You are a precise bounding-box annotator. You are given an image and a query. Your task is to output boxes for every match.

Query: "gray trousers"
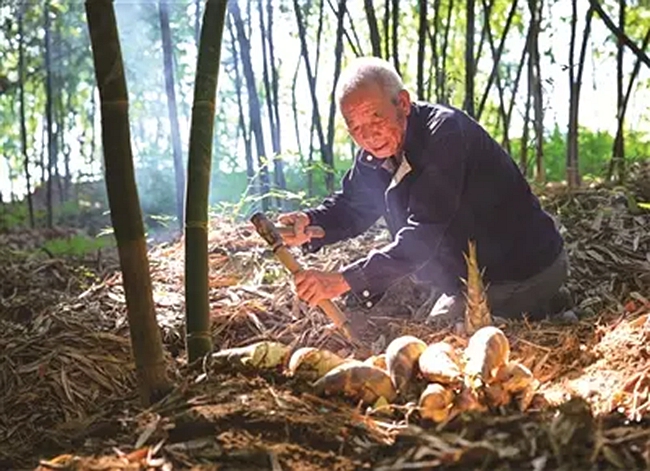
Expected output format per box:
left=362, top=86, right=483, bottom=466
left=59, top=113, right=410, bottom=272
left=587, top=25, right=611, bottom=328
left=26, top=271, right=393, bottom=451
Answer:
left=427, top=248, right=569, bottom=322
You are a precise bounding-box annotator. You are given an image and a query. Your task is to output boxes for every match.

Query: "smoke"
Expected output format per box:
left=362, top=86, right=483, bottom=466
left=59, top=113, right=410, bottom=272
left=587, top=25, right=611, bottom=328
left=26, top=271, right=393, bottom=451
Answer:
left=111, top=0, right=248, bottom=224
left=111, top=0, right=176, bottom=220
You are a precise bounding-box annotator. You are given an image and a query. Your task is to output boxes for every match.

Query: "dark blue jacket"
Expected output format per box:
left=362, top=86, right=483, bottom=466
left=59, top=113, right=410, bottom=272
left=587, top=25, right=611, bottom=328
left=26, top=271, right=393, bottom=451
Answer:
left=304, top=102, right=563, bottom=306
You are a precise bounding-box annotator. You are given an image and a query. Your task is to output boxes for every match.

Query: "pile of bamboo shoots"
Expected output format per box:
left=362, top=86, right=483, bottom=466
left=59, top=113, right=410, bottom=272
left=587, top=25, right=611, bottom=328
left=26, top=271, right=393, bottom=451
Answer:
left=209, top=325, right=538, bottom=422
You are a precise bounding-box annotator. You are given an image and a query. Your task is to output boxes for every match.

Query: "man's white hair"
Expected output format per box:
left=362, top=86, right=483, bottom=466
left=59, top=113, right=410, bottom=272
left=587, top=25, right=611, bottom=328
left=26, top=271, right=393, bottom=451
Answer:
left=335, top=57, right=405, bottom=106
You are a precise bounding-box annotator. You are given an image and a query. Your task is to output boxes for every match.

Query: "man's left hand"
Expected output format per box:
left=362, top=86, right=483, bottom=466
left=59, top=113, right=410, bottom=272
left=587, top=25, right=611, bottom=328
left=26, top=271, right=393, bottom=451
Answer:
left=294, top=270, right=351, bottom=306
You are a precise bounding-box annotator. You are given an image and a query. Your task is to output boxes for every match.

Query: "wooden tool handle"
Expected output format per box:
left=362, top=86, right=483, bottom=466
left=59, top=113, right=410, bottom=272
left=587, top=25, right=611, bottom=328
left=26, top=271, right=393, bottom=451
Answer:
left=276, top=225, right=326, bottom=239
left=273, top=245, right=303, bottom=274
left=250, top=212, right=355, bottom=341
left=274, top=245, right=350, bottom=326
left=276, top=246, right=353, bottom=339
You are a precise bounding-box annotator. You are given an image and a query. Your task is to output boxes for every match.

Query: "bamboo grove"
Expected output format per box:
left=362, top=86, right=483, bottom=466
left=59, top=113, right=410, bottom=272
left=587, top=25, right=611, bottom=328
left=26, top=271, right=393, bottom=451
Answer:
left=0, top=0, right=649, bottom=229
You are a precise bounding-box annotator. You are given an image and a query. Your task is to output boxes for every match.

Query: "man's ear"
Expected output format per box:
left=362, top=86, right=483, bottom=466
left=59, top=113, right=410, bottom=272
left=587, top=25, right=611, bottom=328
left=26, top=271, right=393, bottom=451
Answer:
left=397, top=89, right=411, bottom=116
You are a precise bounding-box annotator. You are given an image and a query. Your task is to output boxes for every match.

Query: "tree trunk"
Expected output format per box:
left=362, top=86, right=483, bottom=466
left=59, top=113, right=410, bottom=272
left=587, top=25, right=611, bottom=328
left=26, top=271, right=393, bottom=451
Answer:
left=506, top=26, right=531, bottom=132
left=474, top=0, right=494, bottom=73
left=364, top=0, right=381, bottom=57
left=566, top=3, right=593, bottom=188
left=521, top=83, right=531, bottom=176
left=427, top=0, right=440, bottom=101
left=566, top=0, right=579, bottom=189
left=326, top=0, right=362, bottom=57
left=300, top=0, right=325, bottom=196
left=85, top=0, right=172, bottom=406
left=310, top=0, right=325, bottom=194
left=608, top=27, right=650, bottom=183
left=391, top=0, right=400, bottom=76
left=439, top=0, right=454, bottom=103
left=308, top=125, right=315, bottom=197
left=63, top=91, right=72, bottom=201
left=229, top=0, right=271, bottom=209
left=40, top=118, right=46, bottom=187
left=464, top=0, right=475, bottom=116
left=383, top=0, right=390, bottom=59
left=267, top=1, right=282, bottom=169
left=258, top=0, right=285, bottom=205
left=477, top=0, right=518, bottom=120
left=481, top=0, right=513, bottom=154
left=293, top=0, right=334, bottom=192
left=291, top=58, right=303, bottom=162
left=45, top=0, right=54, bottom=227
left=18, top=3, right=34, bottom=228
left=54, top=20, right=65, bottom=204
left=326, top=0, right=346, bottom=164
left=417, top=0, right=427, bottom=100
left=611, top=0, right=625, bottom=184
left=228, top=18, right=255, bottom=185
left=257, top=2, right=276, bottom=152
left=528, top=0, right=545, bottom=183
left=589, top=0, right=650, bottom=67
left=314, top=0, right=325, bottom=76
left=160, top=0, right=186, bottom=231
left=184, top=0, right=228, bottom=362
left=346, top=8, right=364, bottom=56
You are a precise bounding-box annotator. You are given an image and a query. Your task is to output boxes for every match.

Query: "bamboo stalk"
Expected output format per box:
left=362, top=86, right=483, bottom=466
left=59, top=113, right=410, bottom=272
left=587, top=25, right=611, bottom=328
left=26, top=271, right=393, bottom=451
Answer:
left=85, top=0, right=171, bottom=406
left=185, top=0, right=228, bottom=363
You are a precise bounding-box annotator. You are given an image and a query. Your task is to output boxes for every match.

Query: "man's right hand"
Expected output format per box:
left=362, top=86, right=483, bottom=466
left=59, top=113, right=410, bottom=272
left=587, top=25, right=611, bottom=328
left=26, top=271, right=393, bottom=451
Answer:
left=277, top=211, right=325, bottom=247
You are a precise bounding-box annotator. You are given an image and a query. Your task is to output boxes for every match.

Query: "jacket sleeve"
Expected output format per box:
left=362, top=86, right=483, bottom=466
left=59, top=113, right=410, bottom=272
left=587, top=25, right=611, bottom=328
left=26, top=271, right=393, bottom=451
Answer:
left=341, top=122, right=468, bottom=303
left=302, top=151, right=387, bottom=253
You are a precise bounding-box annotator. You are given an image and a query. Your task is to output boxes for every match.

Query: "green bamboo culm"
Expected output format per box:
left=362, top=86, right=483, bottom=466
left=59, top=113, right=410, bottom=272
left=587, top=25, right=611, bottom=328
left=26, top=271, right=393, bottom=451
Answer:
left=84, top=0, right=172, bottom=405
left=185, top=0, right=228, bottom=363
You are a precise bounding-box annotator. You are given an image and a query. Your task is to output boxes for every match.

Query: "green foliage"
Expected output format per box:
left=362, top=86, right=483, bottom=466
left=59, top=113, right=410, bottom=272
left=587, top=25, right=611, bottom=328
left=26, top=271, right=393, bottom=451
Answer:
left=1, top=0, right=650, bottom=236
left=0, top=200, right=29, bottom=229
left=511, top=125, right=650, bottom=182
left=208, top=151, right=347, bottom=221
left=42, top=233, right=114, bottom=257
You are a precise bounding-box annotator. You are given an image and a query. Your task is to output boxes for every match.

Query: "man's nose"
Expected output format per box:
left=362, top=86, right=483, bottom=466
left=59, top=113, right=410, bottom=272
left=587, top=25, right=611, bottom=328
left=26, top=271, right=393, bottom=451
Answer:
left=360, top=125, right=377, bottom=141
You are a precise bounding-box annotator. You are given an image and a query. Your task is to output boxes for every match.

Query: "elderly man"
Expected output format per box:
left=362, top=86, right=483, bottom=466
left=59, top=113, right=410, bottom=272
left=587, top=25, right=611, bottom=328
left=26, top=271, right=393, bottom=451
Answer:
left=279, top=57, right=570, bottom=323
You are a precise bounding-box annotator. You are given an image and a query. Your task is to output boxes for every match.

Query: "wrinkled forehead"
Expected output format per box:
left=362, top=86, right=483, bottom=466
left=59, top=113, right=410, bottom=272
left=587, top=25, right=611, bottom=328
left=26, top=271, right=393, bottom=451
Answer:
left=340, top=82, right=393, bottom=115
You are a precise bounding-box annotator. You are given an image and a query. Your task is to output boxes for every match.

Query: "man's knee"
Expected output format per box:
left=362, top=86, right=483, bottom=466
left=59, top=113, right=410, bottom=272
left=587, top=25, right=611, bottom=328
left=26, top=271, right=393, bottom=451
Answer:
left=488, top=248, right=571, bottom=320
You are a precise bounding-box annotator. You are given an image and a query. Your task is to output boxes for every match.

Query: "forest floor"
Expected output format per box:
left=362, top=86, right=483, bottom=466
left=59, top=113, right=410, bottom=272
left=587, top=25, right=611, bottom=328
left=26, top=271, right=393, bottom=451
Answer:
left=1, top=165, right=650, bottom=470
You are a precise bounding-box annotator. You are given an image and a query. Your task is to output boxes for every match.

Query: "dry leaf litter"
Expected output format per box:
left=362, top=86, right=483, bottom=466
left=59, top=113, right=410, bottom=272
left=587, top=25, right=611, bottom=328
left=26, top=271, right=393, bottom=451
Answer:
left=1, top=167, right=650, bottom=470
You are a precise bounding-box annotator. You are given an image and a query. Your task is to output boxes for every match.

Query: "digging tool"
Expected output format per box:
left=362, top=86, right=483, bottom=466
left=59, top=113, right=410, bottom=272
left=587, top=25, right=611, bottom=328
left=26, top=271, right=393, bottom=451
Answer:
left=250, top=212, right=357, bottom=342
left=276, top=225, right=325, bottom=239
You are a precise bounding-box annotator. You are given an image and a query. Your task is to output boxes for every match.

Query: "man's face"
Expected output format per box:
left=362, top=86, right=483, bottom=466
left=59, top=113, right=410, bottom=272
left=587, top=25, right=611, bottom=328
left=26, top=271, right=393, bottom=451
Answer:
left=340, top=84, right=411, bottom=159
